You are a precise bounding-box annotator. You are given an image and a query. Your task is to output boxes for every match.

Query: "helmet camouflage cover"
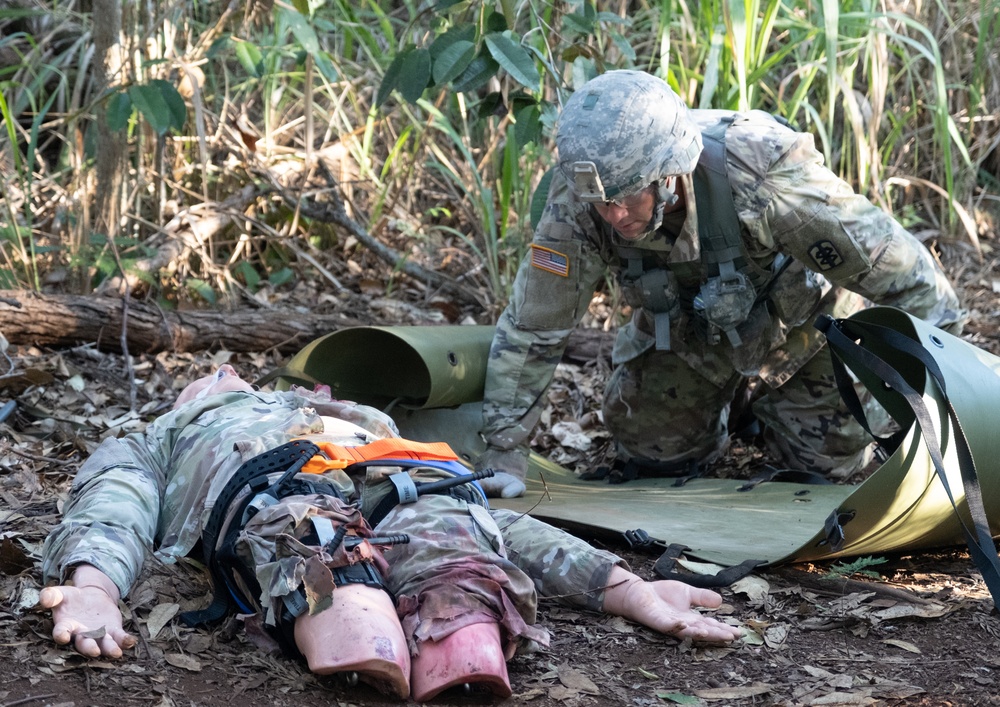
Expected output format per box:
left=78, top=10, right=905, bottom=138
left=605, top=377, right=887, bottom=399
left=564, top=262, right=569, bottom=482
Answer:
left=556, top=70, right=703, bottom=202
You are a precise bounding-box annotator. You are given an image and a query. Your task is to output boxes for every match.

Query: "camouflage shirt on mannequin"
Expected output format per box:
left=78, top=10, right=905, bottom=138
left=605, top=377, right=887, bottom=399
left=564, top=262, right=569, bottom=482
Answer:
left=41, top=386, right=628, bottom=655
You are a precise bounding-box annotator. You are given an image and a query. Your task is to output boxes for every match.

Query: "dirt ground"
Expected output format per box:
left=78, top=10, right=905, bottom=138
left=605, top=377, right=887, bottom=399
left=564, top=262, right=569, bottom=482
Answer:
left=3, top=238, right=1000, bottom=707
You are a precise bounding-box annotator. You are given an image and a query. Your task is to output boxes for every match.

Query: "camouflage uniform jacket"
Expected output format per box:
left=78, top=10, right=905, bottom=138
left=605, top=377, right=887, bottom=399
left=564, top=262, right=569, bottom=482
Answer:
left=42, top=387, right=622, bottom=648
left=481, top=109, right=965, bottom=457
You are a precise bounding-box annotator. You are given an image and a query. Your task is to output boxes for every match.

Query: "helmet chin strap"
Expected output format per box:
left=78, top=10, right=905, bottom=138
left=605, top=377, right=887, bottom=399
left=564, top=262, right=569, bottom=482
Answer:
left=610, top=176, right=685, bottom=241
left=642, top=177, right=680, bottom=235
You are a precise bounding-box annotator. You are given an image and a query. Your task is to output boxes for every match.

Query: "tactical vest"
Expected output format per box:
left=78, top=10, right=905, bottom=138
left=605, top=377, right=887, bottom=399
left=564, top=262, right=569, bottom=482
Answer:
left=616, top=115, right=788, bottom=350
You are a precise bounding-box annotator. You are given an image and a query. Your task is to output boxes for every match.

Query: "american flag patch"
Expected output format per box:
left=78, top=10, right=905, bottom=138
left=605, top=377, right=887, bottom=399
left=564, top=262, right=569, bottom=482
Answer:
left=530, top=244, right=570, bottom=277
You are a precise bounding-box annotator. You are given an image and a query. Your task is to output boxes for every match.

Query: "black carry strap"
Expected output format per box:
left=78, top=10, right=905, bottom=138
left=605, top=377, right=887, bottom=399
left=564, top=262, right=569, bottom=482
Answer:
left=621, top=531, right=764, bottom=589
left=653, top=543, right=766, bottom=588
left=736, top=465, right=833, bottom=492
left=816, top=314, right=1000, bottom=610
left=581, top=457, right=701, bottom=485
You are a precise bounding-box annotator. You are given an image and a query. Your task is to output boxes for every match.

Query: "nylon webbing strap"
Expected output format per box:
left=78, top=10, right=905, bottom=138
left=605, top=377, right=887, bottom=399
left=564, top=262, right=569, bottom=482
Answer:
left=817, top=315, right=1000, bottom=610
left=693, top=117, right=744, bottom=275
left=654, top=544, right=766, bottom=588
left=365, top=461, right=492, bottom=529
left=179, top=440, right=321, bottom=627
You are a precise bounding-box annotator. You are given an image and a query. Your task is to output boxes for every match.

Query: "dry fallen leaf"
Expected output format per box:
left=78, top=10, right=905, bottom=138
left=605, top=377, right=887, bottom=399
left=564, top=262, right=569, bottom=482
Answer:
left=557, top=665, right=600, bottom=695
left=164, top=652, right=202, bottom=672
left=731, top=575, right=770, bottom=603
left=763, top=623, right=790, bottom=648
left=882, top=638, right=922, bottom=653
left=145, top=602, right=180, bottom=641
left=693, top=682, right=773, bottom=700
left=551, top=420, right=592, bottom=451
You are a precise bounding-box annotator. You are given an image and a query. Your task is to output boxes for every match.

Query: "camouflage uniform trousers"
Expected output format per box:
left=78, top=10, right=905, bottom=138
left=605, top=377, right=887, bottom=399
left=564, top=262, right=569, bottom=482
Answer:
left=238, top=487, right=623, bottom=657
left=603, top=337, right=889, bottom=479
left=378, top=495, right=622, bottom=655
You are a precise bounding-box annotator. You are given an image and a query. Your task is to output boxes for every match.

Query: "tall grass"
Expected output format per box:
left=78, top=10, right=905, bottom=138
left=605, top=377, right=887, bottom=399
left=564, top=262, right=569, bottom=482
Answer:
left=0, top=0, right=995, bottom=306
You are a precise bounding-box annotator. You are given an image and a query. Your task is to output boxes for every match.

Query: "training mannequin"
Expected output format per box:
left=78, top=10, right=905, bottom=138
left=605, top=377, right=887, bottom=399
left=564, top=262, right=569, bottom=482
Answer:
left=39, top=366, right=741, bottom=699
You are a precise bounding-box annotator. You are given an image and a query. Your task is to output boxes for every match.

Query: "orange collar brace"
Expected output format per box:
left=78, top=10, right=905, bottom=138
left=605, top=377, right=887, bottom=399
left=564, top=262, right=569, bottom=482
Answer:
left=298, top=437, right=459, bottom=475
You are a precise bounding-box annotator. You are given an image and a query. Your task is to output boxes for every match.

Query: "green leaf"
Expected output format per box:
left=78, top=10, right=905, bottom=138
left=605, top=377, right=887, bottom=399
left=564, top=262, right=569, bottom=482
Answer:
left=234, top=41, right=264, bottom=78
left=186, top=278, right=217, bottom=305
left=291, top=0, right=309, bottom=15
left=280, top=6, right=320, bottom=55
left=562, top=11, right=594, bottom=34
left=378, top=47, right=431, bottom=106
left=268, top=267, right=294, bottom=287
left=610, top=31, right=636, bottom=62
left=485, top=10, right=508, bottom=33
left=377, top=52, right=406, bottom=107
left=148, top=79, right=186, bottom=132
left=484, top=33, right=540, bottom=90
left=432, top=40, right=476, bottom=85
left=0, top=268, right=18, bottom=289
left=397, top=48, right=431, bottom=104
left=131, top=80, right=185, bottom=134
left=233, top=261, right=260, bottom=291
left=428, top=24, right=476, bottom=60
left=596, top=11, right=630, bottom=26
left=206, top=35, right=232, bottom=59
left=513, top=102, right=541, bottom=147
left=106, top=90, right=133, bottom=132
left=477, top=91, right=505, bottom=119
left=452, top=52, right=500, bottom=93
left=314, top=51, right=339, bottom=82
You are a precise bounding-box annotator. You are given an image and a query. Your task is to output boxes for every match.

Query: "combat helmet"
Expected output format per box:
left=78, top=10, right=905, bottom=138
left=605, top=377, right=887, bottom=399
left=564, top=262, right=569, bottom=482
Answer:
left=556, top=70, right=702, bottom=218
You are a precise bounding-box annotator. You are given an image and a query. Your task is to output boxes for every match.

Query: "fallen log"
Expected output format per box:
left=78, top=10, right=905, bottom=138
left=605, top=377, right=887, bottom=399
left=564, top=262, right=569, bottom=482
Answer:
left=0, top=290, right=615, bottom=359
left=0, top=290, right=360, bottom=355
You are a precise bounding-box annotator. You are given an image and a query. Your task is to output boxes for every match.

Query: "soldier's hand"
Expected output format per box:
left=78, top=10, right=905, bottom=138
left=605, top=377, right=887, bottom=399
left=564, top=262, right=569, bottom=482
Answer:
left=38, top=566, right=135, bottom=659
left=478, top=471, right=527, bottom=499
left=475, top=447, right=529, bottom=498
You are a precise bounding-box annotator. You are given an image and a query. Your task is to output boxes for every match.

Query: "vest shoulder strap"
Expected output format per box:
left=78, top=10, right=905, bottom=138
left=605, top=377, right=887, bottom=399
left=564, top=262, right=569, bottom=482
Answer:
left=693, top=116, right=744, bottom=271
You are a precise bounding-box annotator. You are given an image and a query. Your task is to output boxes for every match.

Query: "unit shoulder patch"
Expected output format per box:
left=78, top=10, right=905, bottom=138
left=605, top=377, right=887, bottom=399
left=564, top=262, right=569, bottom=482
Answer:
left=530, top=244, right=570, bottom=277
left=807, top=239, right=844, bottom=271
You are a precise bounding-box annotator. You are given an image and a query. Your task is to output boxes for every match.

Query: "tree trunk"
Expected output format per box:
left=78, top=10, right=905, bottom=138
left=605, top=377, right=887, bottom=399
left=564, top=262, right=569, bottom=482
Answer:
left=92, top=0, right=126, bottom=247
left=0, top=291, right=614, bottom=359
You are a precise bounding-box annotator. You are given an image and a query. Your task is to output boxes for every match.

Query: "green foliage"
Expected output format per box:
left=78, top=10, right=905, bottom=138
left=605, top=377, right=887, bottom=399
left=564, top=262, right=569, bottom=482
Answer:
left=186, top=278, right=218, bottom=305
left=106, top=80, right=187, bottom=136
left=1, top=0, right=993, bottom=306
left=823, top=556, right=889, bottom=580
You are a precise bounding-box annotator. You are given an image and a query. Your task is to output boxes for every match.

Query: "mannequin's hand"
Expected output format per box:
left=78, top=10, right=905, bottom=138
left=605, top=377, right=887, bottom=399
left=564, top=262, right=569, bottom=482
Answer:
left=38, top=566, right=135, bottom=658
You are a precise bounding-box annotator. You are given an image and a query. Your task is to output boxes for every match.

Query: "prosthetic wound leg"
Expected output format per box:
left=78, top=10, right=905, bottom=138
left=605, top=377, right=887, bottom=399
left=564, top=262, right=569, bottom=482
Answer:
left=410, top=621, right=512, bottom=702
left=275, top=523, right=413, bottom=698
left=182, top=439, right=414, bottom=697
left=294, top=583, right=411, bottom=698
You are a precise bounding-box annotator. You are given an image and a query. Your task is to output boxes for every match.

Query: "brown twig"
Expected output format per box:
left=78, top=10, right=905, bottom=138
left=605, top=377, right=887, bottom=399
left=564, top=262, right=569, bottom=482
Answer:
left=0, top=694, right=59, bottom=707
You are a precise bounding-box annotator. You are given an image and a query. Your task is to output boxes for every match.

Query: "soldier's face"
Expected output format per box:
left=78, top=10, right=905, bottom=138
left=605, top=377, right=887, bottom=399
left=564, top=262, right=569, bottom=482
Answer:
left=593, top=186, right=656, bottom=240
left=173, top=364, right=254, bottom=409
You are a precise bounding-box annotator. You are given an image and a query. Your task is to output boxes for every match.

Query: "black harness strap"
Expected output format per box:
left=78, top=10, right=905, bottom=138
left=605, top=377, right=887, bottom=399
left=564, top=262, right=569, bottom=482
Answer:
left=179, top=440, right=323, bottom=627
